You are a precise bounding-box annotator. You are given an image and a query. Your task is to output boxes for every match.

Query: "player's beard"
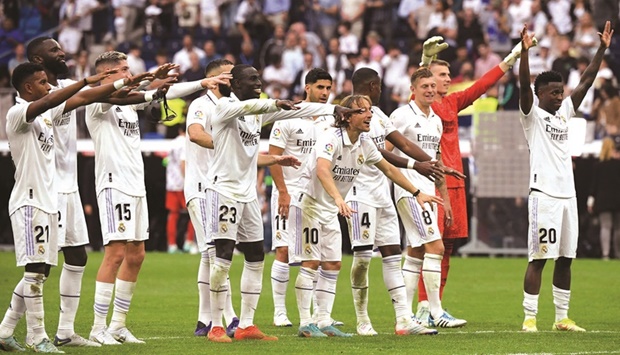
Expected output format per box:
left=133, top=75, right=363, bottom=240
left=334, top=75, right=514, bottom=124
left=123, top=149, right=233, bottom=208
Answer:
left=44, top=57, right=69, bottom=76
left=219, top=83, right=231, bottom=97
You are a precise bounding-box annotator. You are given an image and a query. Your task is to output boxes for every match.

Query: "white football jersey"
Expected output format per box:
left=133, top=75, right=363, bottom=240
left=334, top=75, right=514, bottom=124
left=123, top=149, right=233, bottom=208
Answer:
left=268, top=115, right=334, bottom=196
left=294, top=127, right=383, bottom=224
left=51, top=79, right=79, bottom=193
left=6, top=98, right=65, bottom=214
left=206, top=95, right=335, bottom=202
left=390, top=101, right=442, bottom=201
left=183, top=91, right=218, bottom=203
left=85, top=102, right=146, bottom=197
left=345, top=106, right=396, bottom=208
left=166, top=134, right=185, bottom=192
left=520, top=97, right=575, bottom=198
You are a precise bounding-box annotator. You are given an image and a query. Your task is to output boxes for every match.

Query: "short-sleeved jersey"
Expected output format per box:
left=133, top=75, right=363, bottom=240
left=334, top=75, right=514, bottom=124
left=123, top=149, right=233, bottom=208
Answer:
left=345, top=106, right=396, bottom=208
left=520, top=97, right=576, bottom=198
left=294, top=127, right=383, bottom=224
left=206, top=95, right=335, bottom=202
left=183, top=91, right=218, bottom=202
left=390, top=101, right=442, bottom=200
left=85, top=102, right=146, bottom=197
left=268, top=115, right=334, bottom=196
left=166, top=134, right=185, bottom=192
left=6, top=97, right=66, bottom=214
left=51, top=79, right=79, bottom=193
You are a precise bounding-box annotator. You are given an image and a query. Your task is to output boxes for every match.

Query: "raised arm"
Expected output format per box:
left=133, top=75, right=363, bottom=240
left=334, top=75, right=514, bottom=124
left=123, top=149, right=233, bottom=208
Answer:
left=64, top=72, right=154, bottom=112
left=25, top=70, right=115, bottom=121
left=374, top=159, right=443, bottom=209
left=571, top=21, right=613, bottom=109
left=378, top=147, right=440, bottom=182
left=519, top=25, right=535, bottom=115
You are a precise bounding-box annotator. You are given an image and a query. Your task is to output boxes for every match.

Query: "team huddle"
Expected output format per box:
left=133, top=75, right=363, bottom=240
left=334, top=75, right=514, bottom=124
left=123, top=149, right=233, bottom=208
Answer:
left=0, top=20, right=613, bottom=351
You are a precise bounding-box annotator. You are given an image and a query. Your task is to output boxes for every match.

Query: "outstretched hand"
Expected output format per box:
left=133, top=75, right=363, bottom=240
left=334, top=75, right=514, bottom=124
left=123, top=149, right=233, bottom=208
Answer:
left=275, top=155, right=302, bottom=169
left=423, top=36, right=449, bottom=58
left=414, top=160, right=444, bottom=182
left=334, top=105, right=363, bottom=120
left=127, top=72, right=155, bottom=87
left=202, top=72, right=232, bottom=90
left=152, top=63, right=179, bottom=80
left=276, top=99, right=301, bottom=111
left=520, top=24, right=537, bottom=51
left=335, top=197, right=356, bottom=218
left=85, top=68, right=118, bottom=85
left=415, top=192, right=443, bottom=212
left=598, top=20, right=614, bottom=48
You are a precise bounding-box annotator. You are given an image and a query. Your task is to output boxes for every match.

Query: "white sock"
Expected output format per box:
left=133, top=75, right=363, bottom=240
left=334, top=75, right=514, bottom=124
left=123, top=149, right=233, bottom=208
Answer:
left=93, top=281, right=114, bottom=331
left=209, top=257, right=231, bottom=328
left=311, top=266, right=320, bottom=318
left=109, top=279, right=137, bottom=331
left=0, top=278, right=26, bottom=338
left=422, top=253, right=443, bottom=319
left=57, top=263, right=84, bottom=338
left=224, top=277, right=237, bottom=326
left=271, top=260, right=290, bottom=316
left=23, top=272, right=47, bottom=345
left=552, top=285, right=570, bottom=322
left=197, top=252, right=211, bottom=325
left=351, top=251, right=372, bottom=324
left=295, top=267, right=316, bottom=327
left=382, top=255, right=410, bottom=320
left=402, top=255, right=423, bottom=311
left=523, top=291, right=539, bottom=320
left=239, top=260, right=264, bottom=329
left=315, top=268, right=339, bottom=329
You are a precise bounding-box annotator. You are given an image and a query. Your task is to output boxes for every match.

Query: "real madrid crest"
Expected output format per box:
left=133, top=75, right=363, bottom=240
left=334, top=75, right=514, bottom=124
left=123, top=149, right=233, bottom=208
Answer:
left=118, top=222, right=126, bottom=233
left=221, top=223, right=228, bottom=233
left=38, top=245, right=45, bottom=255
left=276, top=231, right=282, bottom=240
left=357, top=154, right=364, bottom=165
left=541, top=245, right=548, bottom=253
left=362, top=230, right=370, bottom=239
left=427, top=227, right=435, bottom=236
left=305, top=246, right=312, bottom=255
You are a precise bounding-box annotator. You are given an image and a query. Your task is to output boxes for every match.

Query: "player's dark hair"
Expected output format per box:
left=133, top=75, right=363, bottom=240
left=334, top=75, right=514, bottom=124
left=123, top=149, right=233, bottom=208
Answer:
left=351, top=68, right=379, bottom=90
left=410, top=67, right=434, bottom=85
left=534, top=71, right=563, bottom=95
left=305, top=68, right=332, bottom=85
left=231, top=64, right=253, bottom=80
left=205, top=58, right=234, bottom=76
left=11, top=62, right=45, bottom=90
left=334, top=94, right=372, bottom=128
left=26, top=36, right=53, bottom=61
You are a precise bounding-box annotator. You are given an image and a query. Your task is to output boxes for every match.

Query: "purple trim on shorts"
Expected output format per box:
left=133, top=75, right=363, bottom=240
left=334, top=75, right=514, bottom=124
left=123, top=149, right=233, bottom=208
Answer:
left=531, top=196, right=539, bottom=255
left=409, top=198, right=426, bottom=239
left=106, top=189, right=115, bottom=234
left=25, top=206, right=34, bottom=256
left=351, top=201, right=360, bottom=241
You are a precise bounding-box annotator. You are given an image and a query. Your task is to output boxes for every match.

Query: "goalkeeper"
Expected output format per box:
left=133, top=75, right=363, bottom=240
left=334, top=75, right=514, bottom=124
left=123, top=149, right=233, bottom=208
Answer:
left=404, top=36, right=536, bottom=326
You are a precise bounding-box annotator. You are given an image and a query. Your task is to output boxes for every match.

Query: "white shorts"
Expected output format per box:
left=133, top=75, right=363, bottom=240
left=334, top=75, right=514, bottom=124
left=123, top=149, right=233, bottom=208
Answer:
left=10, top=206, right=59, bottom=266
left=57, top=191, right=89, bottom=249
left=289, top=205, right=342, bottom=264
left=187, top=196, right=212, bottom=252
left=206, top=189, right=263, bottom=243
left=347, top=201, right=400, bottom=248
left=396, top=197, right=442, bottom=248
left=97, top=188, right=149, bottom=245
left=528, top=191, right=578, bottom=261
left=271, top=189, right=291, bottom=250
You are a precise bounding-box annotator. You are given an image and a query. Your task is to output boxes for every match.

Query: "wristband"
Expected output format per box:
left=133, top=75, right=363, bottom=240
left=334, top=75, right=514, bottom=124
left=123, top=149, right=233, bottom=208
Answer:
left=144, top=91, right=155, bottom=102
left=113, top=79, right=125, bottom=90
left=407, top=159, right=416, bottom=169
left=83, top=78, right=88, bottom=85
left=412, top=189, right=421, bottom=197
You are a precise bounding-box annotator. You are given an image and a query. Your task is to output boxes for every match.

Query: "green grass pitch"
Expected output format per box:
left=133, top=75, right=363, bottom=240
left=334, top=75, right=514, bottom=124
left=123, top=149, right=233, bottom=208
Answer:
left=0, top=252, right=618, bottom=354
